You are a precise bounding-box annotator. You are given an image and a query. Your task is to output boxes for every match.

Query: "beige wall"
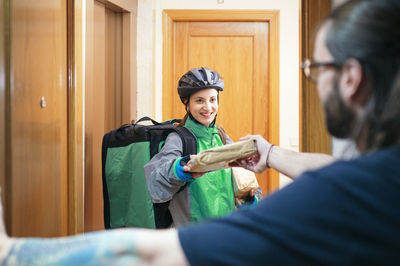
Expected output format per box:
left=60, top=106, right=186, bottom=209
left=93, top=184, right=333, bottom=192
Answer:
left=136, top=0, right=156, bottom=119
left=136, top=0, right=300, bottom=187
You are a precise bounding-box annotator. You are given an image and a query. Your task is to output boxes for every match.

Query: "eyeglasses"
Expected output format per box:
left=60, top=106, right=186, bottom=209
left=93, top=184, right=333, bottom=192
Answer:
left=302, top=58, right=341, bottom=83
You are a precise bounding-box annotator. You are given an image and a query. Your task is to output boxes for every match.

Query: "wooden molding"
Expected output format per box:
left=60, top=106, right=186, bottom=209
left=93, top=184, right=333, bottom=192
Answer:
left=0, top=0, right=12, bottom=233
left=163, top=9, right=280, bottom=192
left=66, top=0, right=84, bottom=235
left=164, top=9, right=280, bottom=22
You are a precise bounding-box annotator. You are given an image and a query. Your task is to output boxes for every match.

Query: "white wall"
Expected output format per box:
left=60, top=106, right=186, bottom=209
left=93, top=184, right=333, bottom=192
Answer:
left=137, top=0, right=300, bottom=187
left=137, top=0, right=157, bottom=119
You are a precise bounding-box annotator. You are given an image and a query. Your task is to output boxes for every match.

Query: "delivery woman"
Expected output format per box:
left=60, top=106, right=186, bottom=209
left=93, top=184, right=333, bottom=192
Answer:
left=144, top=67, right=260, bottom=227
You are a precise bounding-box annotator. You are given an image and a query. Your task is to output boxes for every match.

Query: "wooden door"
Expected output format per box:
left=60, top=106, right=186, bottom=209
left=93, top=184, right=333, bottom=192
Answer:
left=8, top=0, right=68, bottom=237
left=163, top=11, right=280, bottom=195
left=0, top=0, right=6, bottom=199
left=300, top=0, right=331, bottom=153
left=85, top=0, right=137, bottom=231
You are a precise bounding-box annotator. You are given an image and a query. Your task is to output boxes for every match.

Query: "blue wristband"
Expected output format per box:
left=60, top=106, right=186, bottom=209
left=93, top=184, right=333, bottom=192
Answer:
left=174, top=157, right=194, bottom=182
left=251, top=196, right=258, bottom=206
left=238, top=196, right=258, bottom=210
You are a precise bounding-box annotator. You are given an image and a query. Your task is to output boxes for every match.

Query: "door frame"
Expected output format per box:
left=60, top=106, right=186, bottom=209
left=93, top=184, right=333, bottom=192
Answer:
left=86, top=0, right=137, bottom=127
left=84, top=0, right=137, bottom=231
left=162, top=10, right=280, bottom=192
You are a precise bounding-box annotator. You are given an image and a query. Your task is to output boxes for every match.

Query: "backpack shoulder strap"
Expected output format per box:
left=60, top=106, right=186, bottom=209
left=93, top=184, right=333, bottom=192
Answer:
left=173, top=126, right=197, bottom=155
left=153, top=125, right=196, bottom=229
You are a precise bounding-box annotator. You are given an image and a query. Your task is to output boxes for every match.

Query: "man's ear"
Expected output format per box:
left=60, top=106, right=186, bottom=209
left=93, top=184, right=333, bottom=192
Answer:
left=339, top=58, right=368, bottom=106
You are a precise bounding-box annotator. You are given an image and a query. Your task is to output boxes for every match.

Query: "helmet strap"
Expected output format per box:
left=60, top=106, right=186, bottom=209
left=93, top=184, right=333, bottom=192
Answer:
left=210, top=114, right=217, bottom=128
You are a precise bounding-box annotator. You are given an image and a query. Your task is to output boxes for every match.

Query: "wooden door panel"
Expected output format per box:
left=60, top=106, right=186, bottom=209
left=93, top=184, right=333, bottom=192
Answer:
left=174, top=22, right=269, bottom=142
left=189, top=35, right=254, bottom=141
left=11, top=0, right=68, bottom=237
left=105, top=7, right=123, bottom=131
left=169, top=20, right=274, bottom=195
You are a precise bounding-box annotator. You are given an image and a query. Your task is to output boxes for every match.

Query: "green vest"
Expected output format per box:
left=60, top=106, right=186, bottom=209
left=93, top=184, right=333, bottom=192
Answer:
left=184, top=117, right=235, bottom=223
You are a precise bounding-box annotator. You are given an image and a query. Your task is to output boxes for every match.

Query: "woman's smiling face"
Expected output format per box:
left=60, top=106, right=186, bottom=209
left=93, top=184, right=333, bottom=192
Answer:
left=187, top=88, right=219, bottom=127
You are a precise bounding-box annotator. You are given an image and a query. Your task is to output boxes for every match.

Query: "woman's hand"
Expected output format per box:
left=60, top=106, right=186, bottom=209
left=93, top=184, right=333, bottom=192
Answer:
left=235, top=189, right=255, bottom=207
left=183, top=155, right=207, bottom=179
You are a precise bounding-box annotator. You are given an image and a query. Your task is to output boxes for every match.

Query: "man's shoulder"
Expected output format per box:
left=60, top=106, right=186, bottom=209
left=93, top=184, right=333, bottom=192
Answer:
left=322, top=145, right=400, bottom=172
left=304, top=145, right=400, bottom=189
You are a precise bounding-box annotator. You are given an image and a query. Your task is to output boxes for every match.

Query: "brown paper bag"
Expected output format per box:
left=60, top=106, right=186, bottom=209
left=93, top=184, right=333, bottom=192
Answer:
left=188, top=139, right=257, bottom=172
left=231, top=167, right=259, bottom=198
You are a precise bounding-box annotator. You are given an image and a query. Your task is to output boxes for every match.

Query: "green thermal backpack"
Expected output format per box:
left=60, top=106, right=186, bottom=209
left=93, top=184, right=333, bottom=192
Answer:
left=101, top=117, right=197, bottom=229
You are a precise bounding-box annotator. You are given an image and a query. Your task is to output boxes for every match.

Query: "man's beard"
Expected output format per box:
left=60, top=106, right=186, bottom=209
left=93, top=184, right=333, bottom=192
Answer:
left=323, top=78, right=356, bottom=139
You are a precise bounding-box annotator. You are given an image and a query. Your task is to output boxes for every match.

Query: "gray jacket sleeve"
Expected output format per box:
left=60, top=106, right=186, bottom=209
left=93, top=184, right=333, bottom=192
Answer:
left=144, top=132, right=187, bottom=203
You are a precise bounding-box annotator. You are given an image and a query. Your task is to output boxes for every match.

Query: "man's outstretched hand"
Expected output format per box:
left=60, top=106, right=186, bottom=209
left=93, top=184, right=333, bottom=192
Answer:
left=229, top=135, right=273, bottom=174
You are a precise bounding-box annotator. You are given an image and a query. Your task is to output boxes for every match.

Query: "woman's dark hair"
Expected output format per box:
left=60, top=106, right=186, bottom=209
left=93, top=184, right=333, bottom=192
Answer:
left=324, top=0, right=400, bottom=152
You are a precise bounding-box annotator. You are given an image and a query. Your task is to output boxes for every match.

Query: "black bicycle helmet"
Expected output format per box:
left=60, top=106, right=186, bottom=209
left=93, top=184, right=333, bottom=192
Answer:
left=177, top=67, right=224, bottom=103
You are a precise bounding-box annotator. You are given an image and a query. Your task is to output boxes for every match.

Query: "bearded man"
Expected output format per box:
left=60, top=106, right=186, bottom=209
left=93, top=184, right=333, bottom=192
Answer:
left=135, top=0, right=400, bottom=265
left=1, top=0, right=399, bottom=265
